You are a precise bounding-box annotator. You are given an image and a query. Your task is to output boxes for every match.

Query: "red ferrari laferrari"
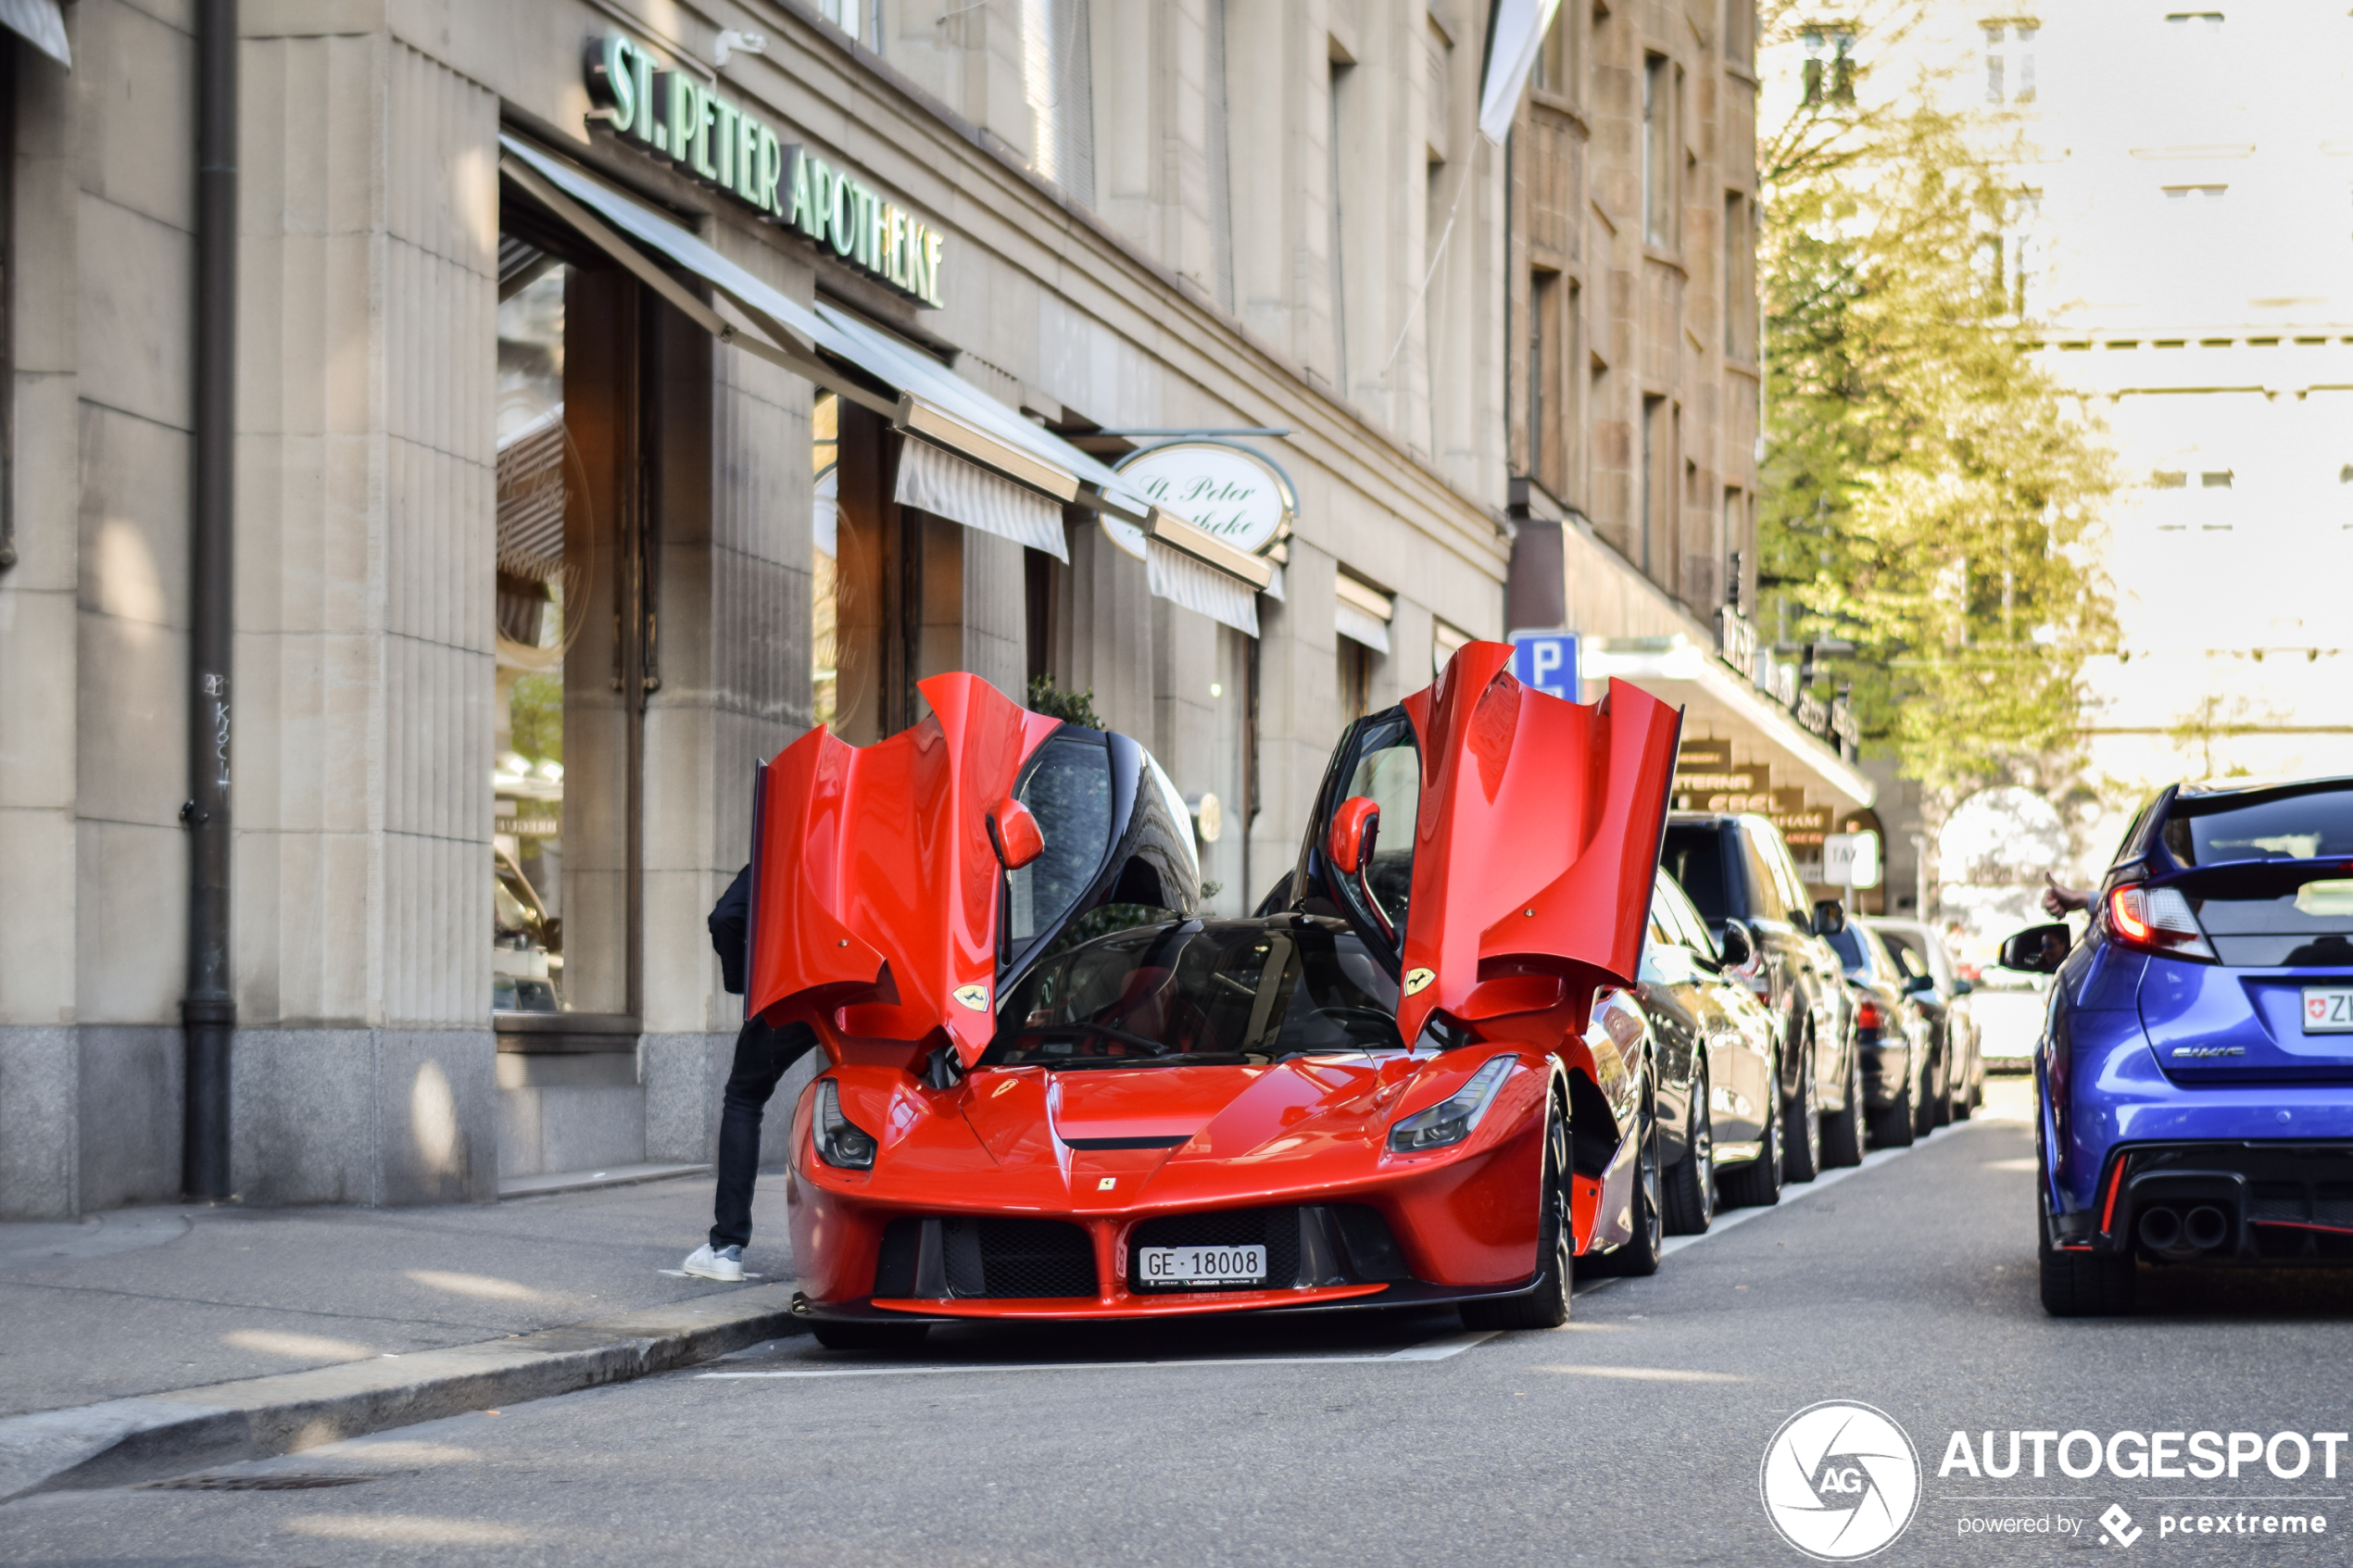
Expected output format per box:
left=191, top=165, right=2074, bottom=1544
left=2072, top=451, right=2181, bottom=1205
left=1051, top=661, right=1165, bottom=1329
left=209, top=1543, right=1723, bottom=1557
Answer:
left=748, top=642, right=1681, bottom=1348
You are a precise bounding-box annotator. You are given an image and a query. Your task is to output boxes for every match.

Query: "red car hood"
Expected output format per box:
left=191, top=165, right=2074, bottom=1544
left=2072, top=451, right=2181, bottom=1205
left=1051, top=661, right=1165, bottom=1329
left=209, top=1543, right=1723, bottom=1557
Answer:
left=746, top=673, right=1061, bottom=1063
left=1390, top=644, right=1682, bottom=1046
left=959, top=1058, right=1416, bottom=1173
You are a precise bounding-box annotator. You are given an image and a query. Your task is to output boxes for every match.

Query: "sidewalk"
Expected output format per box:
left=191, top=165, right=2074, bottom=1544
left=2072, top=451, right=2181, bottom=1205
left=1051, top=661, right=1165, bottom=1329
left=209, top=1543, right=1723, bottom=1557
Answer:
left=0, top=1173, right=800, bottom=1496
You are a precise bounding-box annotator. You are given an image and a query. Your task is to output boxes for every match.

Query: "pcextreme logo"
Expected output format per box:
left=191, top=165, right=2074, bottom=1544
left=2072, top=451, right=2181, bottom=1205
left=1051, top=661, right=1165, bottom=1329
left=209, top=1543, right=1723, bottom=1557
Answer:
left=1761, top=1401, right=1924, bottom=1560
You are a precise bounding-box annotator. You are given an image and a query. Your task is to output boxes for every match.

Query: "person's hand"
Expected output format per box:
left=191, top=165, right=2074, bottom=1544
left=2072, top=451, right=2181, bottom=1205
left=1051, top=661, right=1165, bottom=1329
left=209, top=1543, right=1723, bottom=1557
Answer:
left=2041, top=872, right=2090, bottom=918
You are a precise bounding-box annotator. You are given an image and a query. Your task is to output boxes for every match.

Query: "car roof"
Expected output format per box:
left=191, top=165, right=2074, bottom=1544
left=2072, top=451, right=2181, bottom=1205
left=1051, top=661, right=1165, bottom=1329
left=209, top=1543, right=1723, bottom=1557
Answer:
left=2174, top=773, right=2353, bottom=802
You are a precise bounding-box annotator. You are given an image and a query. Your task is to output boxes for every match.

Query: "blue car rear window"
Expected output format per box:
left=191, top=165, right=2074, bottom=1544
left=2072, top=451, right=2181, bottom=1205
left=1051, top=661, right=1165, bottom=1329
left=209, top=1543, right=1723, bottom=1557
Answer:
left=2164, top=784, right=2353, bottom=866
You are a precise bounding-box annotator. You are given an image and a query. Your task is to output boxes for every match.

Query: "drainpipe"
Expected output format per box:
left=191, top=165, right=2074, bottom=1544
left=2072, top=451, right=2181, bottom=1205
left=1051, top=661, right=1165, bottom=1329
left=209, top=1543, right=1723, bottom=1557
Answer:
left=182, top=0, right=237, bottom=1200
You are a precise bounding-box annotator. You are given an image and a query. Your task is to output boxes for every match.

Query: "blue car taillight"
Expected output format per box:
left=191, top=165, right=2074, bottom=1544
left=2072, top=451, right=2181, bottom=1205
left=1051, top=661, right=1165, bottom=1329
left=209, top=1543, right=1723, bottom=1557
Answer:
left=2106, top=883, right=2217, bottom=963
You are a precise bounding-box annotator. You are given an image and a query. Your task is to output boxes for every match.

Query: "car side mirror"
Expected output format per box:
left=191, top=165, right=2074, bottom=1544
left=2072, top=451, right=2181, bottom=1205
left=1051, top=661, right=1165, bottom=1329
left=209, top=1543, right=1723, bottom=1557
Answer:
left=1953, top=978, right=1974, bottom=997
left=1716, top=920, right=1755, bottom=969
left=1998, top=922, right=2071, bottom=974
left=1327, top=796, right=1380, bottom=876
left=985, top=797, right=1044, bottom=871
left=1904, top=972, right=1935, bottom=995
left=1811, top=898, right=1846, bottom=936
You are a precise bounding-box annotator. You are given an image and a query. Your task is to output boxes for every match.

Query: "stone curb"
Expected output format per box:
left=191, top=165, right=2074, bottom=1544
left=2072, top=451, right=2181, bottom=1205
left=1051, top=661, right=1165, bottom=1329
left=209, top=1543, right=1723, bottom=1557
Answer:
left=0, top=1282, right=803, bottom=1502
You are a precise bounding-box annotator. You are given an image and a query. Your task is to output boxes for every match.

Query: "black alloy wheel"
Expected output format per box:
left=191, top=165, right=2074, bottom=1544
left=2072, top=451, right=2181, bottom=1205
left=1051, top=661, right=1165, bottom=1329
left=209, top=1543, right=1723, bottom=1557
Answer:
left=1782, top=1037, right=1823, bottom=1185
left=811, top=1320, right=932, bottom=1351
left=1462, top=1092, right=1573, bottom=1330
left=1820, top=1042, right=1865, bottom=1168
left=1718, top=1057, right=1784, bottom=1209
left=1662, top=1055, right=1716, bottom=1235
left=2037, top=1188, right=2135, bottom=1317
left=1592, top=1083, right=1665, bottom=1276
left=1869, top=1056, right=1917, bottom=1148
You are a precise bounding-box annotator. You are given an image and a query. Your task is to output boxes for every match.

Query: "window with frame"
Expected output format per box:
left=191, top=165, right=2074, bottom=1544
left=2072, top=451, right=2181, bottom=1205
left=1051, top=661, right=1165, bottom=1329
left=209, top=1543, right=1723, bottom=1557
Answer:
left=1723, top=191, right=1755, bottom=358
left=1982, top=20, right=2038, bottom=105
left=1642, top=55, right=1675, bottom=247
left=1800, top=25, right=1856, bottom=106
left=1531, top=4, right=1579, bottom=99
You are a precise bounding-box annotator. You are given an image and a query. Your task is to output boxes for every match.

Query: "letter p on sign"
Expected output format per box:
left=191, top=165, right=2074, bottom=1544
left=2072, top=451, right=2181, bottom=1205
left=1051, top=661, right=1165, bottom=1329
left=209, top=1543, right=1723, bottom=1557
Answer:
left=1510, top=632, right=1579, bottom=701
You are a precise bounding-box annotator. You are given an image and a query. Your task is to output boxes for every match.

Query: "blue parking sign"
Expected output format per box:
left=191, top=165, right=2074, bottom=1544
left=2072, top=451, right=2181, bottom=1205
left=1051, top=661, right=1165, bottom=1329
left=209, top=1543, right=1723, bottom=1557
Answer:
left=1510, top=631, right=1579, bottom=700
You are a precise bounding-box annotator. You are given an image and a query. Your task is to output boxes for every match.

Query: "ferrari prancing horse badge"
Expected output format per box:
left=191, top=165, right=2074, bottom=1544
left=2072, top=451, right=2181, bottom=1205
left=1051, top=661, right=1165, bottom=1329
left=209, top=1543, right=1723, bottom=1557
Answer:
left=1403, top=968, right=1435, bottom=996
left=952, top=983, right=990, bottom=1010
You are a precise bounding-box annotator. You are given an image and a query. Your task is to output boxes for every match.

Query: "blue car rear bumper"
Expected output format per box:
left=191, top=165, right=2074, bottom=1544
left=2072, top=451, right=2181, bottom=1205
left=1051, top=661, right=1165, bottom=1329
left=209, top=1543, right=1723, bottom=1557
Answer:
left=2041, top=961, right=2353, bottom=1261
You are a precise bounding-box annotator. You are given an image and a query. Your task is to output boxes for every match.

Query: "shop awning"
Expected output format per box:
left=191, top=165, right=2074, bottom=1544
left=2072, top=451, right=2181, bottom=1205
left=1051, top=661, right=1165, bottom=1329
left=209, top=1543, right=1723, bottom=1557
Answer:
left=895, top=434, right=1067, bottom=561
left=1581, top=634, right=1875, bottom=809
left=497, top=136, right=1271, bottom=616
left=0, top=0, right=69, bottom=69
left=1335, top=574, right=1395, bottom=655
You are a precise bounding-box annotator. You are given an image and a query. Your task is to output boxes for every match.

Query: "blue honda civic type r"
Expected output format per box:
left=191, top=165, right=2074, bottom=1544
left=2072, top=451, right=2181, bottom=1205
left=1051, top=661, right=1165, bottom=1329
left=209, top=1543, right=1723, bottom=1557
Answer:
left=2006, top=776, right=2353, bottom=1315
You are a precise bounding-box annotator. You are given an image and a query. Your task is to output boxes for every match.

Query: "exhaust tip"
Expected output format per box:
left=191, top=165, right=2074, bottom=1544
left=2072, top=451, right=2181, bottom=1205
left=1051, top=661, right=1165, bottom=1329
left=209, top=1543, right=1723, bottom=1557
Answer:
left=2184, top=1205, right=2230, bottom=1252
left=2138, top=1205, right=2183, bottom=1251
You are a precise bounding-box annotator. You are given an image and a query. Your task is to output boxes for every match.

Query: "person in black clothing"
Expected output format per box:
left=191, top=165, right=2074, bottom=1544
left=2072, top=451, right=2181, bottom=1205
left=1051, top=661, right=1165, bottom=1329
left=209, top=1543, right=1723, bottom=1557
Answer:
left=681, top=864, right=818, bottom=1283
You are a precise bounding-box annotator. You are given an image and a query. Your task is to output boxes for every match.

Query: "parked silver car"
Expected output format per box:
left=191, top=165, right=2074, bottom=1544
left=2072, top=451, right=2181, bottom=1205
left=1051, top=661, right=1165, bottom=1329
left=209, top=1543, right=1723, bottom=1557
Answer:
left=1862, top=917, right=1983, bottom=1123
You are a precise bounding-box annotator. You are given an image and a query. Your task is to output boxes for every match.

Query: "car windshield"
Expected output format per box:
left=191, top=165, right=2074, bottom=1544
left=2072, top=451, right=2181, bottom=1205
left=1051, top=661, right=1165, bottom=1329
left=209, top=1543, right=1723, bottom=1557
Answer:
left=984, top=918, right=1405, bottom=1068
left=1661, top=826, right=1731, bottom=922
left=2163, top=783, right=2353, bottom=867
left=1826, top=926, right=1878, bottom=980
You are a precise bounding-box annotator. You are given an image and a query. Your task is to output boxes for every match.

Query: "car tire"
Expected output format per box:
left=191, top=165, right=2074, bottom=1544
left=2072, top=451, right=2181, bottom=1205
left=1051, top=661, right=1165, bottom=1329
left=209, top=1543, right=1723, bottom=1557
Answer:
left=1662, top=1057, right=1716, bottom=1236
left=1782, top=1038, right=1823, bottom=1185
left=1590, top=1084, right=1664, bottom=1276
left=1929, top=1043, right=1954, bottom=1129
left=1718, top=1060, right=1784, bottom=1209
left=1820, top=1045, right=1865, bottom=1168
left=1462, top=1092, right=1573, bottom=1330
left=2038, top=1195, right=2135, bottom=1317
left=810, top=1320, right=932, bottom=1351
left=1869, top=1065, right=1916, bottom=1148
left=1951, top=1050, right=1973, bottom=1123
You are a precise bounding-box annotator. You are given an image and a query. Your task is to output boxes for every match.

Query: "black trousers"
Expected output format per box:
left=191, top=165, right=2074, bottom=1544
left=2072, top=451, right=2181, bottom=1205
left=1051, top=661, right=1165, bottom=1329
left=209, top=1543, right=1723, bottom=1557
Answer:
left=709, top=1017, right=820, bottom=1250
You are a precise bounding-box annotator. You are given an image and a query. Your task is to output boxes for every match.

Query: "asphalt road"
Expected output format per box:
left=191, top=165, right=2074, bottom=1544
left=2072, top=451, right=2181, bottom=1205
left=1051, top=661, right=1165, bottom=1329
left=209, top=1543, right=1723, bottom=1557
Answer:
left=8, top=1087, right=2353, bottom=1567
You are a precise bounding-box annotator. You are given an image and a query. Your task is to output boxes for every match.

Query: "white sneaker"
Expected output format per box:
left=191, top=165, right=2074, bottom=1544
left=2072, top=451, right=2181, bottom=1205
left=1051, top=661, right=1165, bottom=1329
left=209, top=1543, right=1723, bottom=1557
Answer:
left=682, top=1243, right=744, bottom=1283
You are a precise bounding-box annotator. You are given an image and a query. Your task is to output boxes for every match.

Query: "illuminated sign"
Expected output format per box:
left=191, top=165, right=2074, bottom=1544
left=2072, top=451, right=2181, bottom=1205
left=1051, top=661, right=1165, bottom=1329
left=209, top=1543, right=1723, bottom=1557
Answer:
left=585, top=33, right=945, bottom=307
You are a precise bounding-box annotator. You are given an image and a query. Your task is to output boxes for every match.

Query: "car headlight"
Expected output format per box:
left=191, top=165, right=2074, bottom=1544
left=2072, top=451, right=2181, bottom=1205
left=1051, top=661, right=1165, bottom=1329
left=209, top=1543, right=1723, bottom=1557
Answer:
left=1389, top=1056, right=1516, bottom=1153
left=813, top=1079, right=877, bottom=1170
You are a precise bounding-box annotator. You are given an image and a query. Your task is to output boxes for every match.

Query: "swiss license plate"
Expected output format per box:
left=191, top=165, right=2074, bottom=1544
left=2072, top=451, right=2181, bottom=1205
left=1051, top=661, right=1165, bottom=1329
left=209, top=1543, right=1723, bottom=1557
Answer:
left=1136, top=1244, right=1265, bottom=1287
left=2302, top=987, right=2353, bottom=1035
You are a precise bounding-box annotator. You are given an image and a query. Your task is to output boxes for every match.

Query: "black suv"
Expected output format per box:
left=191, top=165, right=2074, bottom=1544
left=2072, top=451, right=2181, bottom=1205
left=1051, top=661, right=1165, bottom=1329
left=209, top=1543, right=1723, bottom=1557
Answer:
left=1659, top=813, right=1865, bottom=1194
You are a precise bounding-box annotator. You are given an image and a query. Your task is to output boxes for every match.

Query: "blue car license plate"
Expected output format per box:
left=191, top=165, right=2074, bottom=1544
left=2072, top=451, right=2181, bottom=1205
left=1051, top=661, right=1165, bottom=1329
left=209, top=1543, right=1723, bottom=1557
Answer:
left=2301, top=987, right=2353, bottom=1035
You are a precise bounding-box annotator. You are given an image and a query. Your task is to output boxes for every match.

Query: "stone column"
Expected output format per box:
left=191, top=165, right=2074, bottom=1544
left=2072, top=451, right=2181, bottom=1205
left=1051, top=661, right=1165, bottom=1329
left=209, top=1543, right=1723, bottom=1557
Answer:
left=229, top=27, right=499, bottom=1204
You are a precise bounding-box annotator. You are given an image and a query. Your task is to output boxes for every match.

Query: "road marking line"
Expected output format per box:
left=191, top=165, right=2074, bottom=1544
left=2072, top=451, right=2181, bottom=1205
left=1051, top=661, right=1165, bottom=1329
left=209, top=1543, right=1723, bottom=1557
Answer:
left=1658, top=1117, right=1994, bottom=1258
left=1534, top=1363, right=1748, bottom=1382
left=1384, top=1330, right=1496, bottom=1361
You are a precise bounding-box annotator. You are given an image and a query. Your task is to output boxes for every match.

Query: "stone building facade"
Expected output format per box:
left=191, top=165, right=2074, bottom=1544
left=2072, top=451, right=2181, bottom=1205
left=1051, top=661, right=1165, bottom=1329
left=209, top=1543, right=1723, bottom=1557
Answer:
left=0, top=0, right=1846, bottom=1217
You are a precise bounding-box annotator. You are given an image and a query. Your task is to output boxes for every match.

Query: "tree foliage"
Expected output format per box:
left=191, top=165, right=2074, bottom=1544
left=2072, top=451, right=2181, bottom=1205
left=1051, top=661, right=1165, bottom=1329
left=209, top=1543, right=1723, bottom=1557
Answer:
left=1757, top=2, right=2114, bottom=800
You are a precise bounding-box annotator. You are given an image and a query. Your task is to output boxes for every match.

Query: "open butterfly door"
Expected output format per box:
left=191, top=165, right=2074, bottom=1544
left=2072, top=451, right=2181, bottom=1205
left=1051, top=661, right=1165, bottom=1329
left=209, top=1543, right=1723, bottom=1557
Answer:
left=1303, top=641, right=1683, bottom=1047
left=745, top=673, right=1063, bottom=1065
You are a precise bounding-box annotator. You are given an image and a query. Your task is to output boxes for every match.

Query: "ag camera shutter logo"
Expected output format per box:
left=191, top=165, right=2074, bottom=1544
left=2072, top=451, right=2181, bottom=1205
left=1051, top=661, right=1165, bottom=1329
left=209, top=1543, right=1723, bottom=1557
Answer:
left=1760, top=1401, right=1922, bottom=1560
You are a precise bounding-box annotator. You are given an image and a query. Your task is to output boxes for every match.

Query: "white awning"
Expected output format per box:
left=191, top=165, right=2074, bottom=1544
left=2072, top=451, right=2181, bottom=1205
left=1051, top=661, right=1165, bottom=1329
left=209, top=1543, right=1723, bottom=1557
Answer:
left=1335, top=573, right=1395, bottom=655
left=0, top=0, right=69, bottom=69
left=1149, top=541, right=1259, bottom=637
left=895, top=435, right=1068, bottom=560
left=497, top=136, right=1283, bottom=614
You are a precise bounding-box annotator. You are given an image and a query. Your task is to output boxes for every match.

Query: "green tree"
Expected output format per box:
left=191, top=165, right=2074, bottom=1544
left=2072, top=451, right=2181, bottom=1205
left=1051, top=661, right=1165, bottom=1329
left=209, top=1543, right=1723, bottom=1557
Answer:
left=1757, top=2, right=2114, bottom=801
